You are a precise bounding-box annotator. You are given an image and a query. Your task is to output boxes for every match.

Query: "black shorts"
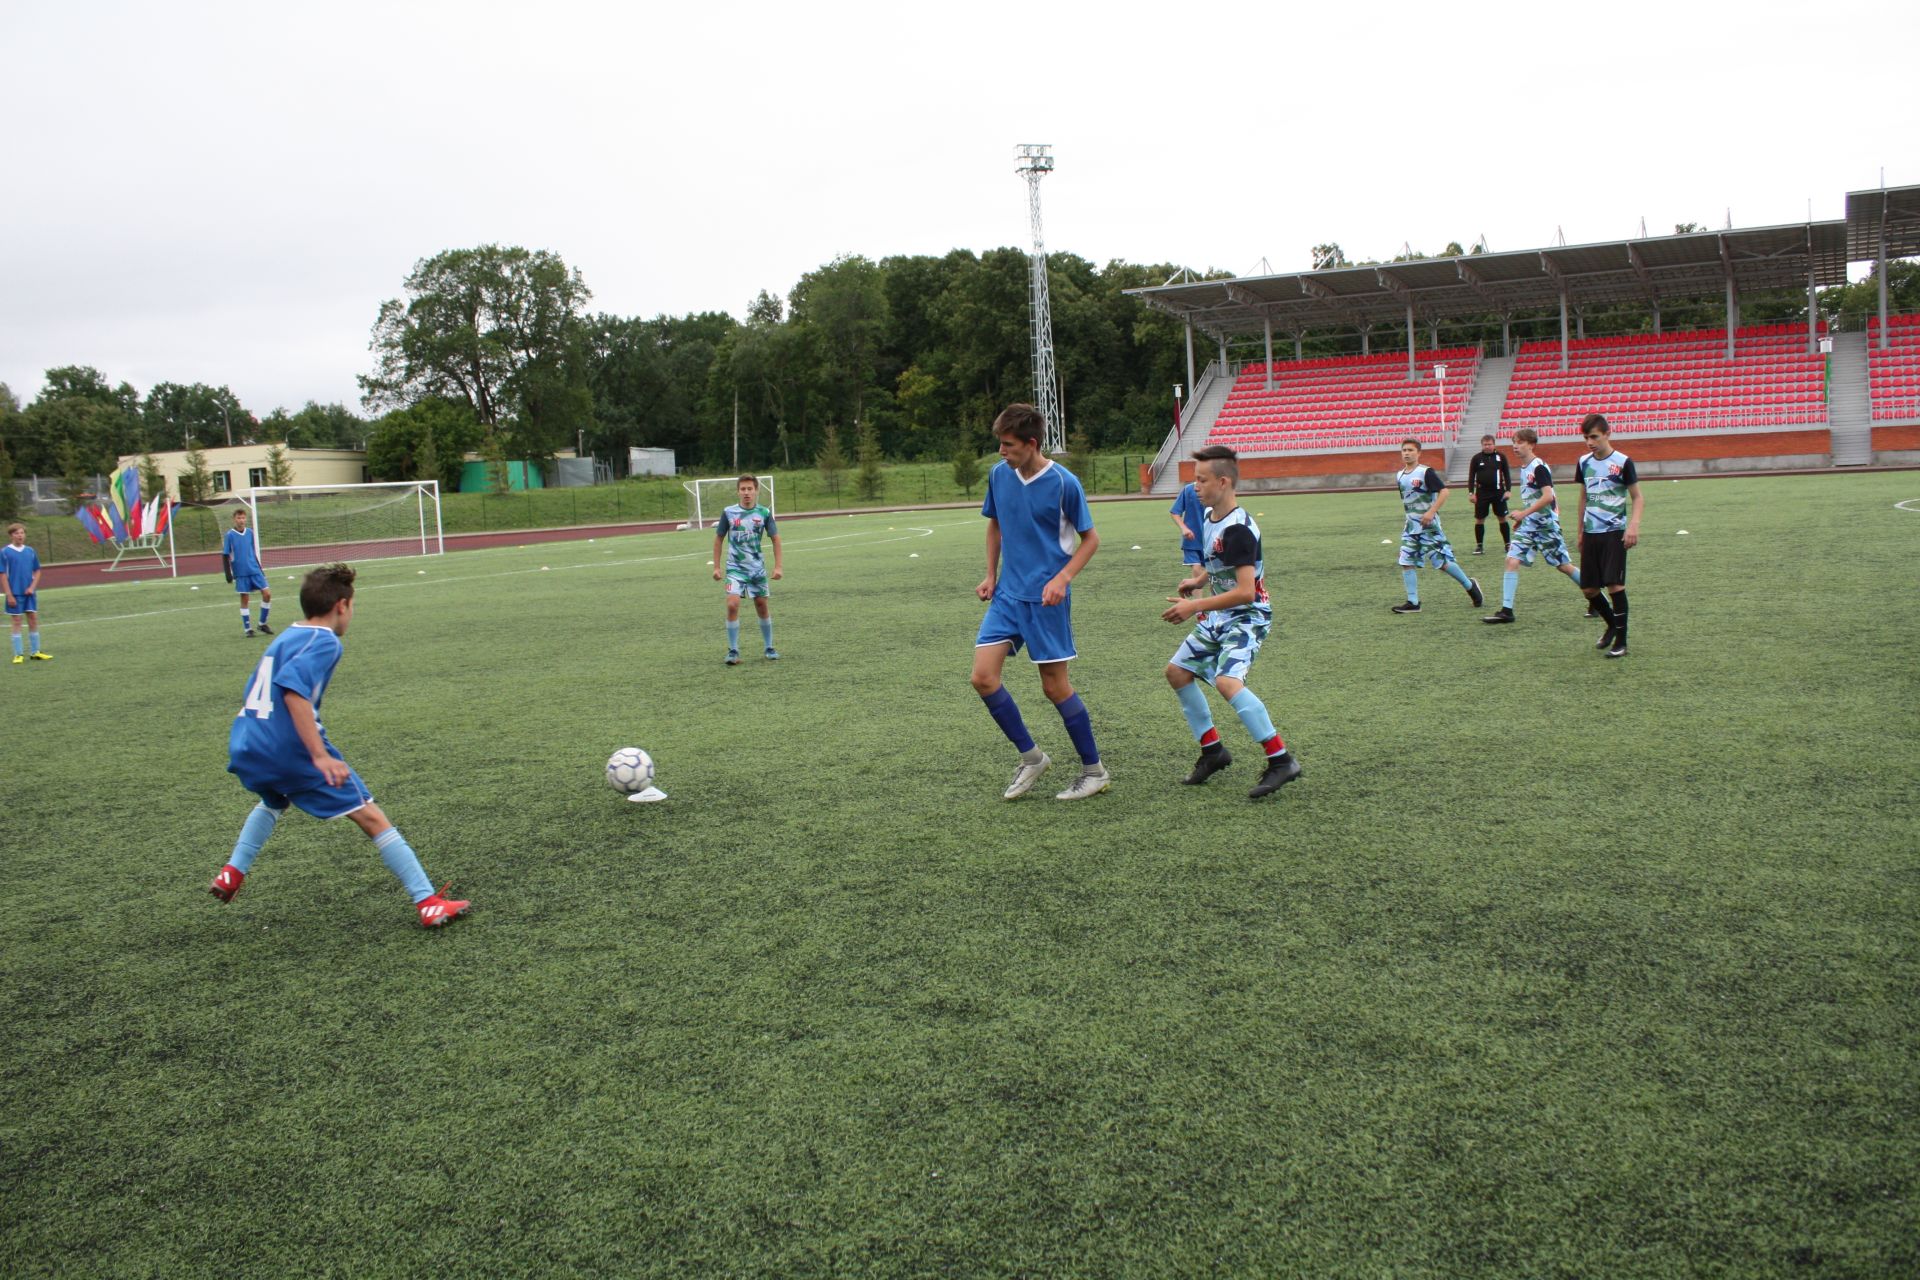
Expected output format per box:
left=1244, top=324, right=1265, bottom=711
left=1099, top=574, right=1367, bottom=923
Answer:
left=1580, top=530, right=1628, bottom=587
left=1473, top=492, right=1509, bottom=520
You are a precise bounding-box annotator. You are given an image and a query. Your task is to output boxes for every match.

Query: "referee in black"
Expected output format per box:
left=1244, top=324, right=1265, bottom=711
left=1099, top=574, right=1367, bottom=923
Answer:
left=1465, top=433, right=1512, bottom=555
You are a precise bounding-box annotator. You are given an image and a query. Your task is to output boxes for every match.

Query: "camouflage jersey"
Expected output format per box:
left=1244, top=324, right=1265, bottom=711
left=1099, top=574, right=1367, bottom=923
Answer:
left=1196, top=505, right=1269, bottom=624
left=1574, top=450, right=1638, bottom=534
left=716, top=503, right=777, bottom=580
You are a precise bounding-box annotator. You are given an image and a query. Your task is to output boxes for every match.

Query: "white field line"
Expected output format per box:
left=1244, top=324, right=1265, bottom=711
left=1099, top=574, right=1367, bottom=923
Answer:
left=45, top=522, right=971, bottom=630
left=1894, top=498, right=1920, bottom=513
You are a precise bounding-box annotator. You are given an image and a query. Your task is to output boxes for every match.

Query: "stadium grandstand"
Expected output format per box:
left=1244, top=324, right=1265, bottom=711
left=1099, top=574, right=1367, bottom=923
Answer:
left=1130, top=182, right=1920, bottom=493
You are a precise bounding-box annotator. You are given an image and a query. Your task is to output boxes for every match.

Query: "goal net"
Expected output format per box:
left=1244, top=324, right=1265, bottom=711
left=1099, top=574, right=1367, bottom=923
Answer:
left=242, top=481, right=444, bottom=569
left=683, top=475, right=776, bottom=529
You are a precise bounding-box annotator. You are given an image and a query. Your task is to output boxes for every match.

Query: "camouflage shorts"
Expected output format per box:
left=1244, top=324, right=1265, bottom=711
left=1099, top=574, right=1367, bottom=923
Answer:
left=724, top=570, right=770, bottom=598
left=1397, top=518, right=1459, bottom=570
left=1509, top=518, right=1571, bottom=568
left=1170, top=611, right=1271, bottom=685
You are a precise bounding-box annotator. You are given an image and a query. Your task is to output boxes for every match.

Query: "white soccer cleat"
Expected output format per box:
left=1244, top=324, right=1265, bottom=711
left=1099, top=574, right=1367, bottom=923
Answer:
left=1002, top=752, right=1051, bottom=800
left=1054, top=764, right=1111, bottom=801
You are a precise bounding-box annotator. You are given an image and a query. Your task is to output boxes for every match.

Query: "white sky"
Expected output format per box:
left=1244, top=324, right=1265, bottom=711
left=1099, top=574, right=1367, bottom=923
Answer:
left=3, top=0, right=1915, bottom=416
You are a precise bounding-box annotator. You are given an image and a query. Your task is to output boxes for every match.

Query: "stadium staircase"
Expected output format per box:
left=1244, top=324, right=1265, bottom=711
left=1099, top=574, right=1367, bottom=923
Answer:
left=1827, top=332, right=1873, bottom=466
left=1149, top=364, right=1231, bottom=495
left=1448, top=354, right=1516, bottom=483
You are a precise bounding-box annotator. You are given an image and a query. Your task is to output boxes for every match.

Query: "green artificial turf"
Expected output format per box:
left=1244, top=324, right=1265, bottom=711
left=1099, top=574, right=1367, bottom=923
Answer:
left=2, top=473, right=1916, bottom=1277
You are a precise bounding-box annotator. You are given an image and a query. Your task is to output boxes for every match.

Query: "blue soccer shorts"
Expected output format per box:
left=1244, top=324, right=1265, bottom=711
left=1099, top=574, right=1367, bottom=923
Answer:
left=976, top=593, right=1077, bottom=664
left=1171, top=610, right=1271, bottom=685
left=230, top=744, right=374, bottom=820
left=6, top=592, right=38, bottom=615
left=233, top=570, right=268, bottom=593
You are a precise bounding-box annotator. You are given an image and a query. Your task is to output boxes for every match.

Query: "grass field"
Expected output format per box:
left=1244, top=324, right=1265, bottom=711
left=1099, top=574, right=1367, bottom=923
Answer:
left=3, top=471, right=1916, bottom=1277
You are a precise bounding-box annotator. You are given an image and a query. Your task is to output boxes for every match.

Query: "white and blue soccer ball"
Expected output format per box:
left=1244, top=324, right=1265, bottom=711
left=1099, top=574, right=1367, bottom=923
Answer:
left=606, top=747, right=655, bottom=794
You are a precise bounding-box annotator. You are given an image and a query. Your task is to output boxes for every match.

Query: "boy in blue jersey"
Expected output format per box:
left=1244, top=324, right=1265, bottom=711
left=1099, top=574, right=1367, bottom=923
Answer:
left=1574, top=414, right=1643, bottom=659
left=1162, top=446, right=1301, bottom=799
left=1389, top=439, right=1483, bottom=614
left=1168, top=480, right=1205, bottom=575
left=4, top=522, right=52, bottom=663
left=210, top=562, right=471, bottom=929
left=221, top=508, right=273, bottom=636
left=1481, top=427, right=1582, bottom=624
left=969, top=403, right=1109, bottom=801
left=711, top=475, right=782, bottom=663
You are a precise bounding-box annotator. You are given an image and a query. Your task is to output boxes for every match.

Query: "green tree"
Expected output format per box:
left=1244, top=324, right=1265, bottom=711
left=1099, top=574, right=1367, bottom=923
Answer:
left=56, top=441, right=98, bottom=514
left=412, top=431, right=440, bottom=490
left=1065, top=428, right=1096, bottom=487
left=144, top=382, right=252, bottom=451
left=480, top=429, right=512, bottom=495
left=366, top=399, right=483, bottom=489
left=951, top=445, right=981, bottom=498
left=816, top=424, right=846, bottom=497
left=178, top=443, right=214, bottom=504
left=360, top=244, right=593, bottom=431
left=790, top=254, right=889, bottom=427
left=138, top=451, right=166, bottom=500
left=264, top=442, right=295, bottom=489
left=0, top=437, right=18, bottom=521
left=1311, top=242, right=1349, bottom=269
left=855, top=420, right=884, bottom=500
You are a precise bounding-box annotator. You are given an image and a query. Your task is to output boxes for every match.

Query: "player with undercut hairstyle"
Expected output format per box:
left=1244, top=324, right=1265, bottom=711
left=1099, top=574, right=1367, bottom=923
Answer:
left=210, top=562, right=471, bottom=930
left=1389, top=439, right=1483, bottom=614
left=1162, top=445, right=1301, bottom=800
left=712, top=474, right=782, bottom=664
left=969, top=403, right=1109, bottom=801
left=1482, top=427, right=1582, bottom=624
left=1574, top=414, right=1644, bottom=659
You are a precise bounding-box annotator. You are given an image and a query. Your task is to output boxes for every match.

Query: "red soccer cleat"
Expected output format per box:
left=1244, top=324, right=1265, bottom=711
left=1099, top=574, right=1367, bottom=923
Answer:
left=416, top=885, right=472, bottom=929
left=208, top=864, right=246, bottom=902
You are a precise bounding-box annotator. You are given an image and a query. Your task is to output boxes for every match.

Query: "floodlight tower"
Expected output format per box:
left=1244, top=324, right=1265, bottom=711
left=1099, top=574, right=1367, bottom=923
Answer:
left=1015, top=144, right=1066, bottom=454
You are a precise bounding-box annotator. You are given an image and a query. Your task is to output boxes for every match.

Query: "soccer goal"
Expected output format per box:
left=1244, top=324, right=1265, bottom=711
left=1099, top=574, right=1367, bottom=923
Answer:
left=242, top=481, right=444, bottom=569
left=683, top=475, right=776, bottom=529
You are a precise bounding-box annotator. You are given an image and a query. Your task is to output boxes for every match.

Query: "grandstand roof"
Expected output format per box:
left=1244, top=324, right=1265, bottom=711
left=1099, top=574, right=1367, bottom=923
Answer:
left=1845, top=183, right=1920, bottom=260
left=1127, top=221, right=1852, bottom=337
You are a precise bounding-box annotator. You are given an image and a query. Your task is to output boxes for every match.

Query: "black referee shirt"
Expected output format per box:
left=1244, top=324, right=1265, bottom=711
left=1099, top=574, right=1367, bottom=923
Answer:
left=1467, top=450, right=1510, bottom=494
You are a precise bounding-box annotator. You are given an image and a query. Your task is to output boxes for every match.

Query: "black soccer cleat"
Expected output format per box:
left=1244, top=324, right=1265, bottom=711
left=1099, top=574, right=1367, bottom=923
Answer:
left=1606, top=639, right=1629, bottom=659
left=257, top=623, right=273, bottom=635
left=1466, top=578, right=1485, bottom=608
left=1595, top=625, right=1617, bottom=651
left=1483, top=607, right=1514, bottom=624
left=1585, top=603, right=1602, bottom=619
left=1248, top=753, right=1302, bottom=800
left=1390, top=600, right=1422, bottom=614
left=1471, top=545, right=1484, bottom=555
left=1182, top=745, right=1233, bottom=785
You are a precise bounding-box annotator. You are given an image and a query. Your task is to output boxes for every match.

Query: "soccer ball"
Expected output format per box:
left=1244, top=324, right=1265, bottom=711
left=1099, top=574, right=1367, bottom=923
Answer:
left=606, top=747, right=655, bottom=794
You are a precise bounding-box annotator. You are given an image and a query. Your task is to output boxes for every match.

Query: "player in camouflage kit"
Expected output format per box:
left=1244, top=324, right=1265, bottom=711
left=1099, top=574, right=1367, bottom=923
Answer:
left=1574, top=414, right=1643, bottom=659
left=1389, top=439, right=1483, bottom=614
left=712, top=474, right=783, bottom=664
left=1163, top=446, right=1301, bottom=800
left=1482, top=427, right=1582, bottom=624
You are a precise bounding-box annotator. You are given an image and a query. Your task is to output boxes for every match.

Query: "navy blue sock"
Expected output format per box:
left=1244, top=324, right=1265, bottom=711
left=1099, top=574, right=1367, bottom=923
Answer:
left=1055, top=692, right=1100, bottom=765
left=981, top=687, right=1035, bottom=753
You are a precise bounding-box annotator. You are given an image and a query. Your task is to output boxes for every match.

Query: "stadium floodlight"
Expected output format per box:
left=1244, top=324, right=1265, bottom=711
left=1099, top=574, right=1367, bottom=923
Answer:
left=1015, top=144, right=1066, bottom=455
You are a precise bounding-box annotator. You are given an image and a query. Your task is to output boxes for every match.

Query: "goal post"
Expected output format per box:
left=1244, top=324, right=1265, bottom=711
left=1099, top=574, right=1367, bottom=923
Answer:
left=242, top=481, right=444, bottom=569
left=683, top=474, right=776, bottom=529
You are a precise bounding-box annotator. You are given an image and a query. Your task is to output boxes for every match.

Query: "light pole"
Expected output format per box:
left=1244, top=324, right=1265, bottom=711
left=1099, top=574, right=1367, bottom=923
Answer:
left=1173, top=383, right=1184, bottom=433
left=1433, top=364, right=1449, bottom=442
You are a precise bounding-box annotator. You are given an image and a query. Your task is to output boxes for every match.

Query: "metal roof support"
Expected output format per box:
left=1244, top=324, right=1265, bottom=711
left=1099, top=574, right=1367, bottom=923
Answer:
left=1263, top=317, right=1274, bottom=390
left=1290, top=329, right=1306, bottom=362
left=1184, top=319, right=1196, bottom=401
left=1405, top=304, right=1417, bottom=380
left=1540, top=252, right=1570, bottom=370
left=1359, top=323, right=1372, bottom=356
left=1807, top=225, right=1819, bottom=355
left=1880, top=189, right=1890, bottom=350
left=1502, top=316, right=1511, bottom=357
left=1217, top=333, right=1228, bottom=373
left=1720, top=235, right=1738, bottom=360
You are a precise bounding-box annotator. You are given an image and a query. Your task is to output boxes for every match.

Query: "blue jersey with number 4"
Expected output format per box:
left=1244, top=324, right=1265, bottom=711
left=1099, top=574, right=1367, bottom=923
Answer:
left=229, top=624, right=344, bottom=775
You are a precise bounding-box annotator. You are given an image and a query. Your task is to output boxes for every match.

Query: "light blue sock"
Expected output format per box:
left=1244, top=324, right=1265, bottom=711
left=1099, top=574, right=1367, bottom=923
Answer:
left=259, top=602, right=270, bottom=627
left=1173, top=680, right=1214, bottom=741
left=240, top=608, right=252, bottom=633
left=28, top=631, right=39, bottom=654
left=1228, top=687, right=1278, bottom=745
left=759, top=617, right=773, bottom=650
left=726, top=620, right=740, bottom=652
left=1568, top=568, right=1582, bottom=587
left=1055, top=692, right=1100, bottom=765
left=1502, top=570, right=1519, bottom=609
left=374, top=827, right=434, bottom=903
left=1402, top=568, right=1420, bottom=604
left=228, top=801, right=283, bottom=874
left=1443, top=561, right=1473, bottom=589
left=10, top=633, right=21, bottom=657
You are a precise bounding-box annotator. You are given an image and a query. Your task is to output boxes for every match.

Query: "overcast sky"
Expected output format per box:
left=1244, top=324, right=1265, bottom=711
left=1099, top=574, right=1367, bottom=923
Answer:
left=4, top=0, right=1915, bottom=417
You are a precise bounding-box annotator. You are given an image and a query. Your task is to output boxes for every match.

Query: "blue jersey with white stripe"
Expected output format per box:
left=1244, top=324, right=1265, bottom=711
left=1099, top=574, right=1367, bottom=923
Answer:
left=2, top=544, right=41, bottom=596
left=981, top=459, right=1093, bottom=602
left=229, top=624, right=343, bottom=771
